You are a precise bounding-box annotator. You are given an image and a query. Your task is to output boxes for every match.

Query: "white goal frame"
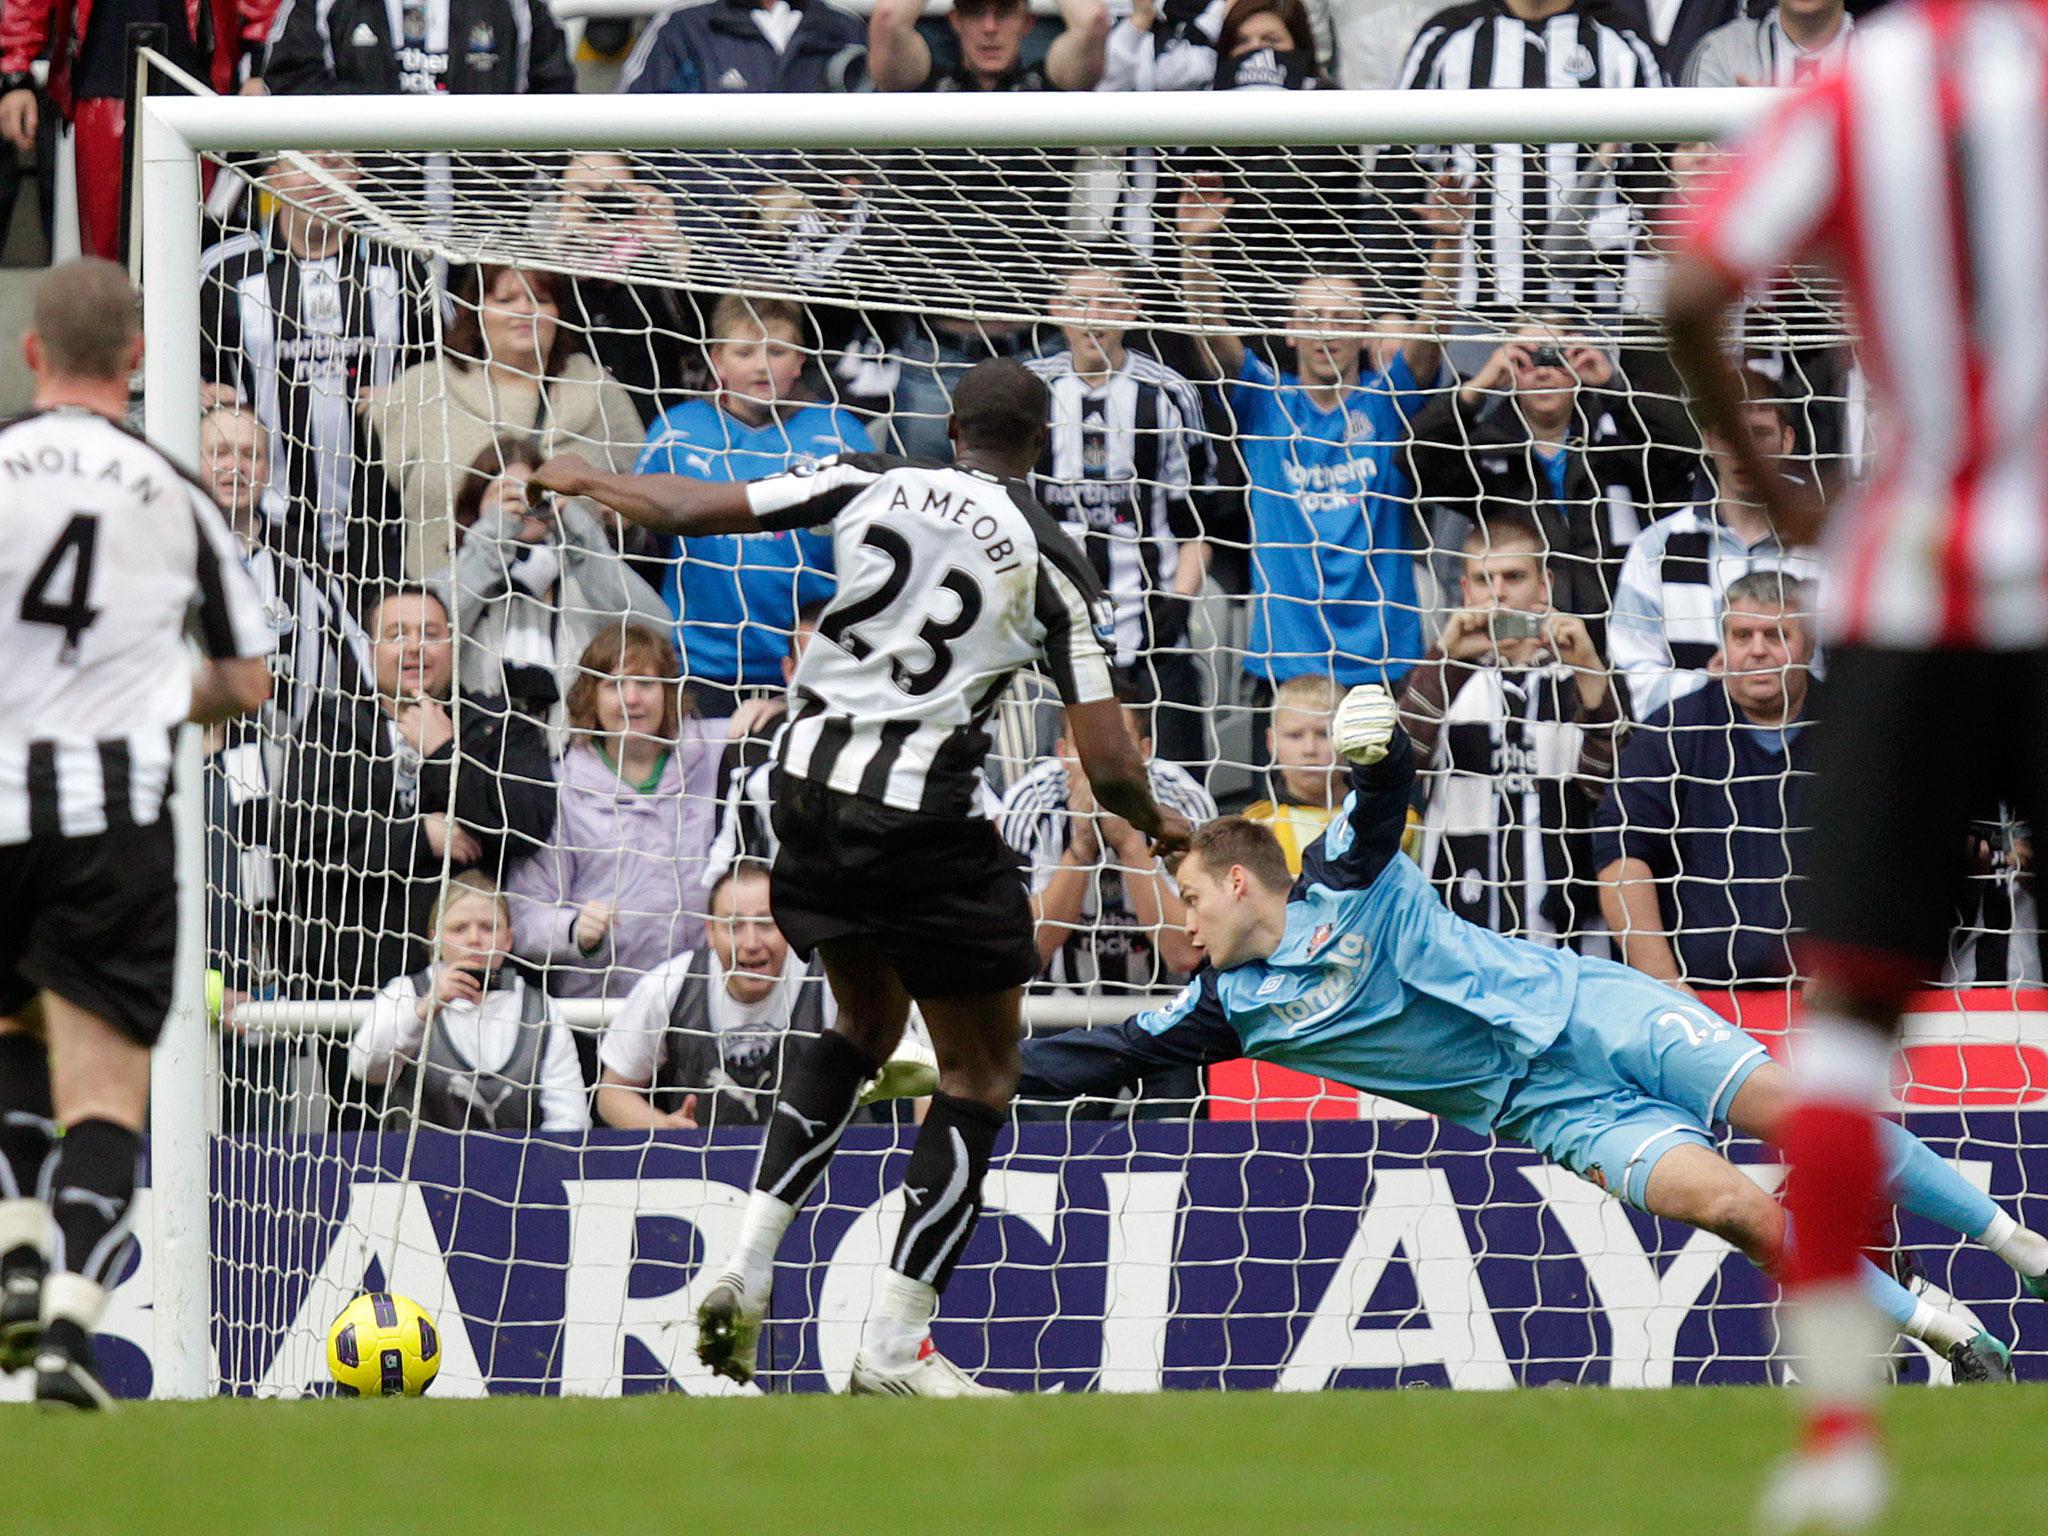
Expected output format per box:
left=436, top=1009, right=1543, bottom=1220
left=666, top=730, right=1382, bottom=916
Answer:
left=137, top=84, right=1779, bottom=1399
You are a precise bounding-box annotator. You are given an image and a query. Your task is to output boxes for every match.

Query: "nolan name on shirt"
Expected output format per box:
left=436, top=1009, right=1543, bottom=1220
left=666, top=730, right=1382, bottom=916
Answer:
left=0, top=444, right=170, bottom=504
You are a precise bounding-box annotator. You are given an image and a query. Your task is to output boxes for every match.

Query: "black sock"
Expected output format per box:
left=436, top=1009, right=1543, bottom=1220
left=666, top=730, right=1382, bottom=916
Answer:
left=890, top=1093, right=1003, bottom=1292
left=755, top=1031, right=876, bottom=1207
left=0, top=1033, right=54, bottom=1207
left=48, top=1120, right=138, bottom=1287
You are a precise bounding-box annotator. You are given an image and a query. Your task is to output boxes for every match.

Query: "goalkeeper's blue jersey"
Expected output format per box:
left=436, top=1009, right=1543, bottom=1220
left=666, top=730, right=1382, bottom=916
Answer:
left=1019, top=728, right=1587, bottom=1131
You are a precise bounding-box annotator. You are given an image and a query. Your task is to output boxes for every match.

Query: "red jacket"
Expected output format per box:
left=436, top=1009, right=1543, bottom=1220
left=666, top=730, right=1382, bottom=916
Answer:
left=0, top=0, right=275, bottom=113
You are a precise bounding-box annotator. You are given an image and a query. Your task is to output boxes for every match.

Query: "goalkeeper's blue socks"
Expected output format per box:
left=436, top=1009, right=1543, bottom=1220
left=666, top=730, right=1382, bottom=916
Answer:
left=725, top=1030, right=879, bottom=1308
left=1858, top=1257, right=1973, bottom=1352
left=1876, top=1118, right=2048, bottom=1283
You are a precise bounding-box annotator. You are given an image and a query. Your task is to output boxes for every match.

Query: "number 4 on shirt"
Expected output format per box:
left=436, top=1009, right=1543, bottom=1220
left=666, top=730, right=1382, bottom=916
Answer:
left=18, top=512, right=101, bottom=662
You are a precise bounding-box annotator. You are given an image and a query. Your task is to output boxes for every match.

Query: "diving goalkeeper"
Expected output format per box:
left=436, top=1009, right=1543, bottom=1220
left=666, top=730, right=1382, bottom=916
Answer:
left=895, top=686, right=2048, bottom=1376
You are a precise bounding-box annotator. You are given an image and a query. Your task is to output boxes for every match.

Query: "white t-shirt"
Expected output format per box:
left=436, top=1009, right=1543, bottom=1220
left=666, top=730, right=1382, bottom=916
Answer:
left=599, top=946, right=824, bottom=1085
left=350, top=971, right=591, bottom=1131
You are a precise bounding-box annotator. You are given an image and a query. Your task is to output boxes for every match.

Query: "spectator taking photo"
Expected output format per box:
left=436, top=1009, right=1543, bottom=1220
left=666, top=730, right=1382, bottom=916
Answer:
left=1400, top=512, right=1626, bottom=949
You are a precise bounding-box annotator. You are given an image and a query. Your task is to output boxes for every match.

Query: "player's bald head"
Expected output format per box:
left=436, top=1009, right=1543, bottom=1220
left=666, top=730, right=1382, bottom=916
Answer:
left=949, top=358, right=1049, bottom=456
left=30, top=258, right=141, bottom=382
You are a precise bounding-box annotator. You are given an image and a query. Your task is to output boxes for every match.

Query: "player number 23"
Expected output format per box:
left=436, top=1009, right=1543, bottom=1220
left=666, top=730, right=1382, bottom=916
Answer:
left=819, top=524, right=985, bottom=697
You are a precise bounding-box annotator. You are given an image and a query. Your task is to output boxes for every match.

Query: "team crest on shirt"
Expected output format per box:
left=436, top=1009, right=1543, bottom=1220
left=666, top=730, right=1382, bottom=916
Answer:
left=1344, top=411, right=1375, bottom=442
left=1561, top=44, right=1597, bottom=80
left=1309, top=924, right=1331, bottom=952
left=467, top=22, right=498, bottom=65
left=302, top=275, right=344, bottom=330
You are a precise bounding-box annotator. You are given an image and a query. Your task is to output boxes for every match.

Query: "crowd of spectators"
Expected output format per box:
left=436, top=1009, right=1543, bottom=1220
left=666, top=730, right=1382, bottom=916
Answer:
left=91, top=0, right=2025, bottom=1135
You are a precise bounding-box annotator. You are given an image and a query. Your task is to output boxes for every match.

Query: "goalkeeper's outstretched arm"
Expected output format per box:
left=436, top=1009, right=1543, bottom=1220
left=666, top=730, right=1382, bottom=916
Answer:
left=530, top=452, right=762, bottom=537
left=1298, top=684, right=1417, bottom=894
left=1017, top=971, right=1241, bottom=1099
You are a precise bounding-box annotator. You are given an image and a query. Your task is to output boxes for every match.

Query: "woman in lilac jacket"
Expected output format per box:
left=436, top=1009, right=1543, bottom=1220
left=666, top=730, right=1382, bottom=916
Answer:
left=506, top=623, right=776, bottom=1033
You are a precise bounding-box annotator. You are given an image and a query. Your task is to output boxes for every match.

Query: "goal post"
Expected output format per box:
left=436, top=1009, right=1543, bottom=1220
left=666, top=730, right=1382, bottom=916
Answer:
left=131, top=83, right=1770, bottom=1402
left=131, top=85, right=2039, bottom=1403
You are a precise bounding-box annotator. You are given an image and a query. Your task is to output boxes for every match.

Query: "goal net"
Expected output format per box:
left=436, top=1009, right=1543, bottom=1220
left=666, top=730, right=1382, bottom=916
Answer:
left=112, top=88, right=2044, bottom=1400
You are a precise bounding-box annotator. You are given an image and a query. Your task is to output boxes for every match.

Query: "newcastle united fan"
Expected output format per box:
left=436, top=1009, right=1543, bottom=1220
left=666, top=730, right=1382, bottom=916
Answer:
left=0, top=260, right=273, bottom=1409
left=530, top=357, right=1194, bottom=1397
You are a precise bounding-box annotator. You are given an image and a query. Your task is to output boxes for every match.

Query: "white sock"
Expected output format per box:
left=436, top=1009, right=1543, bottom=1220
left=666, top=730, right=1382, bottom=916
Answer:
left=1901, top=1298, right=1975, bottom=1354
left=0, top=1197, right=49, bottom=1259
left=862, top=1268, right=937, bottom=1370
left=41, top=1271, right=104, bottom=1331
left=723, top=1192, right=796, bottom=1308
left=1978, top=1210, right=2048, bottom=1278
left=1781, top=1279, right=1889, bottom=1417
left=1794, top=1015, right=1894, bottom=1108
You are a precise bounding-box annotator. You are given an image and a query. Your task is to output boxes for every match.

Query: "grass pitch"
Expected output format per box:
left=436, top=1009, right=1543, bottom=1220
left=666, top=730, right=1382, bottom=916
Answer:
left=7, top=1386, right=2043, bottom=1535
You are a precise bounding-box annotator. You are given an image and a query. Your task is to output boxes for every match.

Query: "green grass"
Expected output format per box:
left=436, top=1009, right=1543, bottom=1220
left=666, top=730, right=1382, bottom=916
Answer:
left=7, top=1387, right=2044, bottom=1535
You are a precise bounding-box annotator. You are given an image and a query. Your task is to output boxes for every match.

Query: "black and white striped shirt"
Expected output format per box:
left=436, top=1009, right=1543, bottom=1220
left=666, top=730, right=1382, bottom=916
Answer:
left=0, top=408, right=273, bottom=844
left=1397, top=0, right=1665, bottom=313
left=1026, top=349, right=1211, bottom=665
left=996, top=754, right=1217, bottom=989
left=243, top=542, right=372, bottom=732
left=747, top=452, right=1117, bottom=819
left=1608, top=500, right=1822, bottom=722
left=200, top=223, right=432, bottom=565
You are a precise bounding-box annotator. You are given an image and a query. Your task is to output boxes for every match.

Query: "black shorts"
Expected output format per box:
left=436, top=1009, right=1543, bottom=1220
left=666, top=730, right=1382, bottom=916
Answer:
left=0, top=819, right=177, bottom=1047
left=1803, top=645, right=2048, bottom=972
left=769, top=774, right=1039, bottom=999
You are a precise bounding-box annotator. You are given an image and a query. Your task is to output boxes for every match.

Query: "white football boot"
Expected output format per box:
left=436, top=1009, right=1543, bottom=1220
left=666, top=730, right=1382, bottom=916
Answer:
left=848, top=1338, right=1009, bottom=1398
left=1756, top=1441, right=1891, bottom=1536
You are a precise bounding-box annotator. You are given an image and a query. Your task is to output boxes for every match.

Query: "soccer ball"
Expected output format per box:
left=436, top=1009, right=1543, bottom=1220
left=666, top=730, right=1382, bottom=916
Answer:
left=326, top=1291, right=441, bottom=1397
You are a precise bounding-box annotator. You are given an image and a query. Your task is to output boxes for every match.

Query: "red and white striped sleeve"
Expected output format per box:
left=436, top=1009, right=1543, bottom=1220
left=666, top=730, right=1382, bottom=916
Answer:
left=1682, top=74, right=1850, bottom=290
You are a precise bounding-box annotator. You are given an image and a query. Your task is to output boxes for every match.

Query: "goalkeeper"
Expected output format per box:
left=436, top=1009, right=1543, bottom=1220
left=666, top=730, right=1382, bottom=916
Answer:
left=895, top=686, right=2048, bottom=1378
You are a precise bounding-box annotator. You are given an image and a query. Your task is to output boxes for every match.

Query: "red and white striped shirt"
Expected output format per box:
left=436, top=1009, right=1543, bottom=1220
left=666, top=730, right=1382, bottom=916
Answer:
left=1687, top=0, right=2048, bottom=650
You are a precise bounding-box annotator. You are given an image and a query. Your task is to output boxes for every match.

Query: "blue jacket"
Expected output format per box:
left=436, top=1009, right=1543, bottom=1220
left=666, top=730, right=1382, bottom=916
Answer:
left=1017, top=729, right=1593, bottom=1132
left=1591, top=681, right=1816, bottom=985
left=619, top=0, right=866, bottom=93
left=636, top=397, right=869, bottom=687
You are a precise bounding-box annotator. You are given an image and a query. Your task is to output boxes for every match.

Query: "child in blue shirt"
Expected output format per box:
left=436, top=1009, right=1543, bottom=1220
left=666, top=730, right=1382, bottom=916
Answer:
left=635, top=296, right=871, bottom=708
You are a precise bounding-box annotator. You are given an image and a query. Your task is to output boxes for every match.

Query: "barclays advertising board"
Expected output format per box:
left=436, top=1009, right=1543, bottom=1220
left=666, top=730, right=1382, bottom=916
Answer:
left=51, top=1117, right=2048, bottom=1400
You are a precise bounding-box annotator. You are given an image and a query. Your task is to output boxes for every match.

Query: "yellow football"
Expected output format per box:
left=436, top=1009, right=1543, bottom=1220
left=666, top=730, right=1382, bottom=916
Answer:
left=326, top=1291, right=441, bottom=1397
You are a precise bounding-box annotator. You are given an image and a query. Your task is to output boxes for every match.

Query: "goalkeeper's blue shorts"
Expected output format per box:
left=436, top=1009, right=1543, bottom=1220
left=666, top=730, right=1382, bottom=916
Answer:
left=1495, top=959, right=1771, bottom=1210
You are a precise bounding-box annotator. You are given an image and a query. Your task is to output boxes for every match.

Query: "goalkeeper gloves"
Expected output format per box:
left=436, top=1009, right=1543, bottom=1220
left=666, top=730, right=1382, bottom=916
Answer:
left=1331, top=684, right=1401, bottom=767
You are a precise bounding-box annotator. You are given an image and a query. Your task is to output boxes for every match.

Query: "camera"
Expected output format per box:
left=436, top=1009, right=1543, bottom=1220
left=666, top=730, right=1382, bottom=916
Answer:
left=1489, top=609, right=1546, bottom=642
left=1526, top=344, right=1566, bottom=370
